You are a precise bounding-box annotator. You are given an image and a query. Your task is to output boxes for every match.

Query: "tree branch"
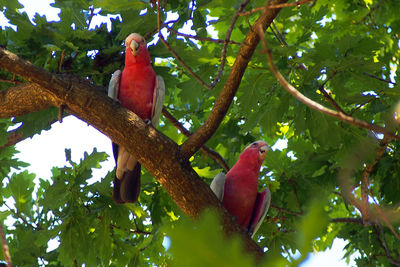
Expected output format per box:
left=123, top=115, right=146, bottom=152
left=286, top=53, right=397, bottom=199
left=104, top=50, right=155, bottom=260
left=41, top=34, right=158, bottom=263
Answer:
left=372, top=198, right=400, bottom=241
left=0, top=48, right=264, bottom=259
left=0, top=130, right=23, bottom=150
left=209, top=0, right=251, bottom=89
left=257, top=28, right=400, bottom=141
left=329, top=217, right=364, bottom=225
left=362, top=72, right=396, bottom=85
left=180, top=0, right=288, bottom=159
left=0, top=223, right=11, bottom=267
left=165, top=26, right=241, bottom=45
left=373, top=224, right=400, bottom=266
left=162, top=107, right=230, bottom=172
left=270, top=203, right=302, bottom=215
left=360, top=136, right=390, bottom=224
left=156, top=1, right=212, bottom=90
left=0, top=83, right=56, bottom=117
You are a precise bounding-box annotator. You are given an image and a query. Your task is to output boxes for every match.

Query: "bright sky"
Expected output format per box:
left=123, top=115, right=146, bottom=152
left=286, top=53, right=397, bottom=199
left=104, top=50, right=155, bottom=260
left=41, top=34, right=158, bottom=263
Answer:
left=2, top=1, right=356, bottom=266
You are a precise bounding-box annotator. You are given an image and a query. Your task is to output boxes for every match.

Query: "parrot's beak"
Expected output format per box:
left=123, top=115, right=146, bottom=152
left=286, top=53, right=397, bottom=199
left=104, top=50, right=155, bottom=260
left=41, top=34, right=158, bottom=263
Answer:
left=130, top=40, right=139, bottom=56
left=259, top=144, right=269, bottom=160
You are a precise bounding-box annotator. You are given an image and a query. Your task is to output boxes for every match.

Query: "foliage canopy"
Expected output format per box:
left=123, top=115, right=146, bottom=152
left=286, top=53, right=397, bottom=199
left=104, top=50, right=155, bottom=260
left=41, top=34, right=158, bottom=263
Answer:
left=1, top=0, right=400, bottom=266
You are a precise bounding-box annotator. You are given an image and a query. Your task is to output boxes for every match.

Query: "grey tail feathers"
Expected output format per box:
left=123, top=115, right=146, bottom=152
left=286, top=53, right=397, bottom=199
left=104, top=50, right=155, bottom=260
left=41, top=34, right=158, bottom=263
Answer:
left=112, top=142, right=141, bottom=204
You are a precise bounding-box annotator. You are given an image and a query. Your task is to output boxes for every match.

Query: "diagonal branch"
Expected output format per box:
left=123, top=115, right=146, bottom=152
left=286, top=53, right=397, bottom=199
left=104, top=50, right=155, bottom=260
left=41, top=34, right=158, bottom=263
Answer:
left=0, top=47, right=264, bottom=259
left=209, top=0, right=251, bottom=89
left=373, top=224, right=400, bottom=266
left=180, top=0, right=289, bottom=159
left=257, top=27, right=400, bottom=141
left=156, top=1, right=212, bottom=90
left=162, top=107, right=230, bottom=172
left=329, top=217, right=364, bottom=225
left=165, top=26, right=241, bottom=45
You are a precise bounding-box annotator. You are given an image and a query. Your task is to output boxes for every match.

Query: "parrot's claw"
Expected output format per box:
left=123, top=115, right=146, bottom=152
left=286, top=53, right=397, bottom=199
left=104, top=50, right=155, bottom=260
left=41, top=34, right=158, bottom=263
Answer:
left=246, top=229, right=253, bottom=236
left=144, top=119, right=152, bottom=126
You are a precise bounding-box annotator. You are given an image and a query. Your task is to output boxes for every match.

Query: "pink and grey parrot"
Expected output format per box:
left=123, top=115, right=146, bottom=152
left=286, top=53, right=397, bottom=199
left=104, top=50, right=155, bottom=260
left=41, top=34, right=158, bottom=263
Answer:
left=210, top=141, right=271, bottom=237
left=108, top=33, right=165, bottom=203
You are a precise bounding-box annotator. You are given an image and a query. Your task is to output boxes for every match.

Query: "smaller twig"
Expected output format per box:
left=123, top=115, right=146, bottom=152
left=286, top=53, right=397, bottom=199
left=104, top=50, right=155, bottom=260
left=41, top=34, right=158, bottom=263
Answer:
left=157, top=1, right=212, bottom=90
left=349, top=97, right=376, bottom=116
left=271, top=21, right=287, bottom=46
left=209, top=0, right=251, bottom=88
left=372, top=198, right=400, bottom=241
left=362, top=72, right=396, bottom=85
left=74, top=260, right=78, bottom=267
left=162, top=107, right=230, bottom=172
left=288, top=179, right=302, bottom=213
left=318, top=72, right=348, bottom=115
left=278, top=227, right=295, bottom=233
left=270, top=203, right=302, bottom=215
left=3, top=202, right=32, bottom=227
left=329, top=217, right=364, bottom=225
left=0, top=223, right=11, bottom=267
left=374, top=224, right=400, bottom=266
left=97, top=216, right=152, bottom=235
left=239, top=0, right=315, bottom=16
left=166, top=26, right=241, bottom=45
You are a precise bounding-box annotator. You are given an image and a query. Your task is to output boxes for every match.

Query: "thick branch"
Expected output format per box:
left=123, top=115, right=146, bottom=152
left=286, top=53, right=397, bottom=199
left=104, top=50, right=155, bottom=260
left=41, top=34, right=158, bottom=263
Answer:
left=0, top=83, right=56, bottom=117
left=0, top=48, right=264, bottom=258
left=180, top=0, right=288, bottom=159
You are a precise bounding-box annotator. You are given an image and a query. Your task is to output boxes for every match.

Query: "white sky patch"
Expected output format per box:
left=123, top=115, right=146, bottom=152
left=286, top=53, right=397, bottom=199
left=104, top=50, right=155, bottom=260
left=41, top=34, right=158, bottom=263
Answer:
left=206, top=15, right=218, bottom=39
left=89, top=12, right=121, bottom=32
left=0, top=11, right=15, bottom=30
left=271, top=138, right=288, bottom=151
left=301, top=239, right=357, bottom=267
left=15, top=116, right=114, bottom=183
left=18, top=0, right=61, bottom=22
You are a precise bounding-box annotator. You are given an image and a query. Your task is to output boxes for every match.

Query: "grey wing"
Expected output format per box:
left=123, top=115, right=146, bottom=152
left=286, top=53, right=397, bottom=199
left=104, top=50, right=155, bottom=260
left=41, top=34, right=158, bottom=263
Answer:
left=210, top=172, right=226, bottom=201
left=151, top=75, right=165, bottom=126
left=249, top=188, right=271, bottom=237
left=108, top=70, right=121, bottom=101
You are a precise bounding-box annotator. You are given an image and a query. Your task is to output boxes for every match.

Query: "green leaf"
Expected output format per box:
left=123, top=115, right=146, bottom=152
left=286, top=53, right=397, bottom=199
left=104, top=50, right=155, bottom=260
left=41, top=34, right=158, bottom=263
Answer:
left=7, top=171, right=35, bottom=214
left=165, top=210, right=256, bottom=267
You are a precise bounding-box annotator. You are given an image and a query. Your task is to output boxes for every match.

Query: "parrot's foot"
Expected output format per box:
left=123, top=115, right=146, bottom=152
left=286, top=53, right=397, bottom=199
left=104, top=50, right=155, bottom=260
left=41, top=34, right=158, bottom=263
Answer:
left=144, top=119, right=153, bottom=126
left=246, top=229, right=253, bottom=236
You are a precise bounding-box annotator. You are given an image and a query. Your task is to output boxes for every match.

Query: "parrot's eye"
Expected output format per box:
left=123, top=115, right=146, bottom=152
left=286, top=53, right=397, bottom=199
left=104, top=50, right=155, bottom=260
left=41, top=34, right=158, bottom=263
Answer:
left=251, top=142, right=258, bottom=147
